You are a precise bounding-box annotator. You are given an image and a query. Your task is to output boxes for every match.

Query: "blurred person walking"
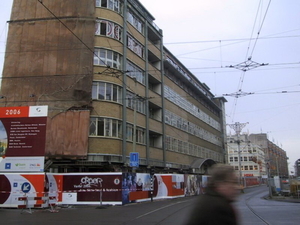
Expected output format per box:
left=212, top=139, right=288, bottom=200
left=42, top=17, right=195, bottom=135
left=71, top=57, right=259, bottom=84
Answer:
left=185, top=164, right=240, bottom=225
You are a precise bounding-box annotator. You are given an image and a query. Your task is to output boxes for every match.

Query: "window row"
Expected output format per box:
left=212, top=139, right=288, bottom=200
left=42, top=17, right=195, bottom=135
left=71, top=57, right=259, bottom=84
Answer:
left=164, top=86, right=221, bottom=131
left=92, top=82, right=122, bottom=103
left=234, top=165, right=259, bottom=171
left=92, top=81, right=146, bottom=114
left=90, top=117, right=122, bottom=138
left=127, top=35, right=144, bottom=58
left=96, top=1, right=146, bottom=35
left=89, top=117, right=146, bottom=144
left=165, top=136, right=223, bottom=163
left=94, top=48, right=122, bottom=69
left=126, top=92, right=146, bottom=114
left=127, top=9, right=144, bottom=33
left=96, top=0, right=122, bottom=13
left=126, top=124, right=146, bottom=144
left=229, top=156, right=257, bottom=162
left=93, top=49, right=145, bottom=86
left=95, top=20, right=122, bottom=41
left=126, top=61, right=145, bottom=84
left=165, top=58, right=219, bottom=117
left=165, top=110, right=222, bottom=146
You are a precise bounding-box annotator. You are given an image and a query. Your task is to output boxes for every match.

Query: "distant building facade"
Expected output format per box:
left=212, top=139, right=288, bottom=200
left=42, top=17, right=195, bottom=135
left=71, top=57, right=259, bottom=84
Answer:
left=227, top=134, right=267, bottom=178
left=0, top=0, right=227, bottom=173
left=248, top=133, right=289, bottom=177
left=294, top=159, right=300, bottom=177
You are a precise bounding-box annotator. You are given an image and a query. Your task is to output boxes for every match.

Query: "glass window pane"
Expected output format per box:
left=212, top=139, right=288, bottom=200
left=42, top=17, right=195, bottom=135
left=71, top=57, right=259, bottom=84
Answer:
left=118, top=87, right=122, bottom=103
left=97, top=118, right=104, bottom=136
left=117, top=122, right=122, bottom=138
left=99, top=82, right=105, bottom=99
left=112, top=120, right=117, bottom=137
left=105, top=119, right=111, bottom=136
left=92, top=83, right=97, bottom=99
left=100, top=21, right=107, bottom=35
left=102, top=0, right=107, bottom=7
left=89, top=118, right=97, bottom=135
left=113, top=85, right=118, bottom=101
left=100, top=50, right=106, bottom=66
left=106, top=83, right=112, bottom=100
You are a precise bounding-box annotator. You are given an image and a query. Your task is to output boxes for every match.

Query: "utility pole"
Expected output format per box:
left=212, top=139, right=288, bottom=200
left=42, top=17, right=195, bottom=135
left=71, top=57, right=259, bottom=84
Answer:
left=228, top=122, right=248, bottom=189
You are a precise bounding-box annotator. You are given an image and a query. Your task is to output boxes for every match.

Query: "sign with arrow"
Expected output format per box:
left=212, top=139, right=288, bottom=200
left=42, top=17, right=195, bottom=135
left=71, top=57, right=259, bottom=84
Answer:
left=21, top=182, right=31, bottom=193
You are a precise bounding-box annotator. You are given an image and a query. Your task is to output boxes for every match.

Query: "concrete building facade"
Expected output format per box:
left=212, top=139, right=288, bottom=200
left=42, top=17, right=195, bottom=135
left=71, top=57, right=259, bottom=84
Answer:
left=227, top=134, right=267, bottom=179
left=0, top=0, right=227, bottom=174
left=248, top=133, right=289, bottom=177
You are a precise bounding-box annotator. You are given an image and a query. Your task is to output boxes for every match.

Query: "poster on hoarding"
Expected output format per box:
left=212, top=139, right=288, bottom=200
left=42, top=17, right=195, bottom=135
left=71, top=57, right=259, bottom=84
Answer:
left=0, top=173, right=45, bottom=208
left=61, top=173, right=122, bottom=204
left=0, top=106, right=48, bottom=172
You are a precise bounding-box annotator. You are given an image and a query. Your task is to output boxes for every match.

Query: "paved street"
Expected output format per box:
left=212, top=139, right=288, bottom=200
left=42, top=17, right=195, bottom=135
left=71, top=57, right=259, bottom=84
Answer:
left=1, top=185, right=299, bottom=225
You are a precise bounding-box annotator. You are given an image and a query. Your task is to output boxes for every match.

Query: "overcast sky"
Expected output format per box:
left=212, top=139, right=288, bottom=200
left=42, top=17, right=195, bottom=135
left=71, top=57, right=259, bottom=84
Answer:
left=0, top=0, right=299, bottom=173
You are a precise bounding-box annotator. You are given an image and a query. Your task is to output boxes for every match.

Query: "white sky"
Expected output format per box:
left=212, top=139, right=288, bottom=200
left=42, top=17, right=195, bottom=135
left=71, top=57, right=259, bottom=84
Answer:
left=0, top=0, right=299, bottom=173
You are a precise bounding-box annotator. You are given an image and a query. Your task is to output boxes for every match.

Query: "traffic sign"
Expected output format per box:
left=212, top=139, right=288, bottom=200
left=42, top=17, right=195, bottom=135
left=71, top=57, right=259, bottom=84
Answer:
left=21, top=182, right=31, bottom=193
left=129, top=152, right=139, bottom=167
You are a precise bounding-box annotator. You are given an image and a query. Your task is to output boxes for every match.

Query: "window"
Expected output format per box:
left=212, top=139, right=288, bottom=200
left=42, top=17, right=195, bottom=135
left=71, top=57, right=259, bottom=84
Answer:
left=95, top=20, right=122, bottom=41
left=126, top=124, right=133, bottom=141
left=126, top=61, right=145, bottom=84
left=234, top=157, right=238, bottom=162
left=89, top=117, right=122, bottom=138
left=127, top=10, right=143, bottom=33
left=126, top=124, right=146, bottom=144
left=136, top=128, right=145, bottom=144
left=96, top=0, right=122, bottom=13
left=92, top=81, right=122, bottom=103
left=127, top=35, right=144, bottom=58
left=126, top=92, right=146, bottom=114
left=94, top=48, right=122, bottom=69
left=249, top=165, right=253, bottom=170
left=164, top=110, right=221, bottom=146
left=229, top=157, right=233, bottom=162
left=165, top=136, right=171, bottom=150
left=164, top=86, right=221, bottom=131
left=244, top=166, right=249, bottom=170
left=244, top=156, right=248, bottom=161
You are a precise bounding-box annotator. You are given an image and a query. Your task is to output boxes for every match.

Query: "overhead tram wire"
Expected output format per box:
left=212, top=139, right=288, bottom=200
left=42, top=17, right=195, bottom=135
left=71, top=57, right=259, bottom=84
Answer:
left=164, top=34, right=300, bottom=46
left=249, top=0, right=272, bottom=58
left=37, top=0, right=109, bottom=68
left=229, top=0, right=272, bottom=121
left=37, top=0, right=142, bottom=97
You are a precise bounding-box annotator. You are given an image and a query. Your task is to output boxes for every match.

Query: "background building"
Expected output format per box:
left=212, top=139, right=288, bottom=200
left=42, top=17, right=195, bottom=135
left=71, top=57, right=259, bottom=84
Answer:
left=227, top=134, right=266, bottom=179
left=0, top=0, right=227, bottom=174
left=248, top=133, right=289, bottom=178
left=294, top=159, right=300, bottom=177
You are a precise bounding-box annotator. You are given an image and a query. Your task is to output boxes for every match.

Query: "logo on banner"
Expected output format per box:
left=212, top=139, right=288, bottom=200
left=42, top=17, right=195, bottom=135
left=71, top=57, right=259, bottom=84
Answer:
left=5, top=163, right=11, bottom=169
left=74, top=176, right=103, bottom=189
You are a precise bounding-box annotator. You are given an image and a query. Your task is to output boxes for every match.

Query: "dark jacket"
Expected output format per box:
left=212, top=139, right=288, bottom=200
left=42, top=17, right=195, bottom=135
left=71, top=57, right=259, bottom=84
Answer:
left=185, top=188, right=238, bottom=225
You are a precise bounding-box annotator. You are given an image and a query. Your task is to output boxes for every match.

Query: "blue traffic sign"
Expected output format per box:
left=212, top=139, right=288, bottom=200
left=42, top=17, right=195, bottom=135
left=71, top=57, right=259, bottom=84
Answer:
left=21, top=182, right=31, bottom=193
left=129, top=152, right=139, bottom=167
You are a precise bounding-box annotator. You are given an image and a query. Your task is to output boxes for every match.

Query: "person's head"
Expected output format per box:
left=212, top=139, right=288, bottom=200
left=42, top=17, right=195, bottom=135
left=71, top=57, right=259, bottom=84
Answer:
left=207, top=164, right=239, bottom=201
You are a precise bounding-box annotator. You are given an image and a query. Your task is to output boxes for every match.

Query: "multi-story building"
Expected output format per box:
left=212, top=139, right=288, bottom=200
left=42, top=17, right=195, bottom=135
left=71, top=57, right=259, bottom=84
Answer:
left=294, top=159, right=300, bottom=177
left=248, top=133, right=289, bottom=177
left=0, top=0, right=227, bottom=174
left=227, top=134, right=266, bottom=178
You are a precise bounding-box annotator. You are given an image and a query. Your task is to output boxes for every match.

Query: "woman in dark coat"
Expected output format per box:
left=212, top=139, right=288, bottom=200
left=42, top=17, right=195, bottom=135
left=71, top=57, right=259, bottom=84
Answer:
left=185, top=164, right=240, bottom=225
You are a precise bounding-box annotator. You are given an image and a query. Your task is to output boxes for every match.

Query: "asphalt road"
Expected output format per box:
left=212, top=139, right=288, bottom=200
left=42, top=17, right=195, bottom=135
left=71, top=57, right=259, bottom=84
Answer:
left=1, top=185, right=299, bottom=225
